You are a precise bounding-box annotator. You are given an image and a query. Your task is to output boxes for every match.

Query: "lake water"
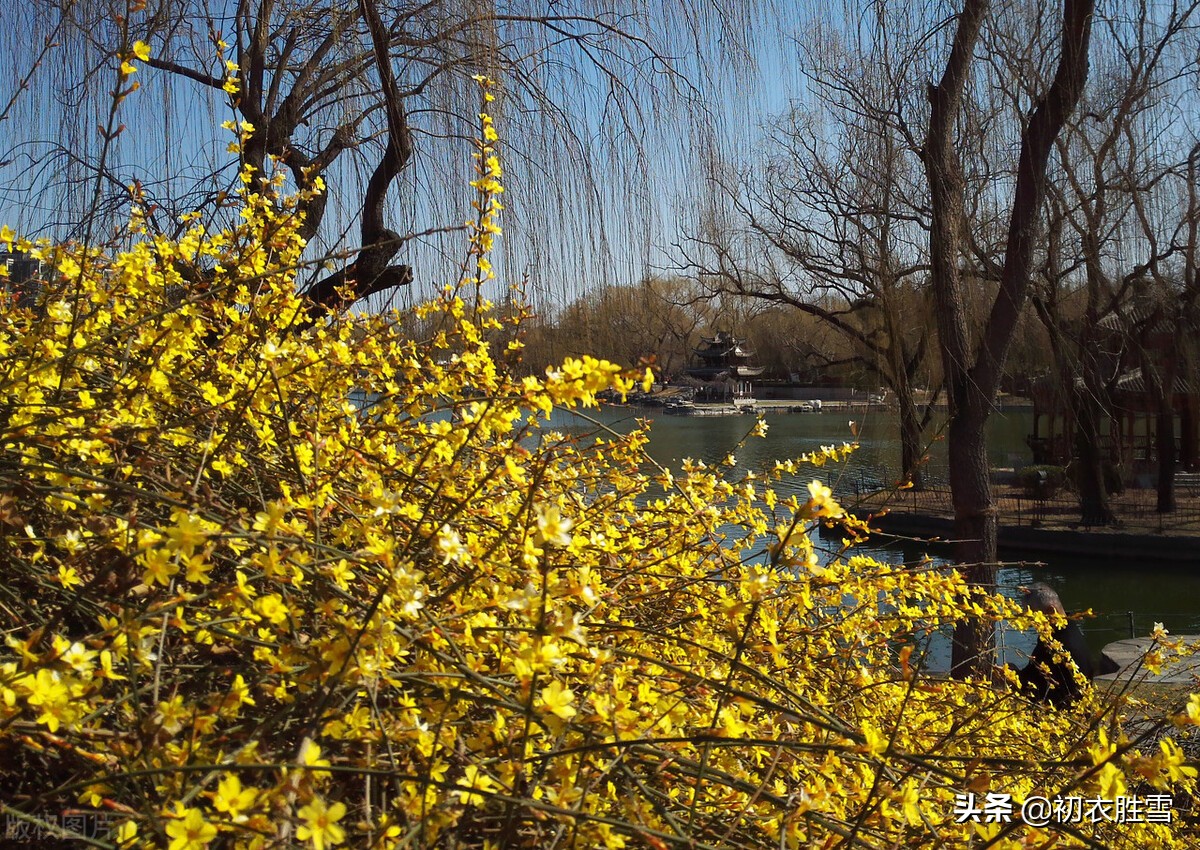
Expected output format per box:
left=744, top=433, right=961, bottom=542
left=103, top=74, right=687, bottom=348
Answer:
left=550, top=405, right=1200, bottom=669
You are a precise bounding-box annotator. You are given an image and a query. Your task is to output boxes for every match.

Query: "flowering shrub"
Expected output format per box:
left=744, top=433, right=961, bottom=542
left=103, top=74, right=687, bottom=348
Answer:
left=1, top=85, right=1198, bottom=850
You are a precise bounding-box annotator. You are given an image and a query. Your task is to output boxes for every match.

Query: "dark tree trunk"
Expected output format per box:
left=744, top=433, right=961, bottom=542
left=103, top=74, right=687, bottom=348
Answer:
left=947, top=395, right=999, bottom=678
left=897, top=384, right=927, bottom=492
left=1182, top=402, right=1197, bottom=469
left=1074, top=383, right=1116, bottom=526
left=1075, top=408, right=1114, bottom=525
left=925, top=0, right=1093, bottom=677
left=1157, top=406, right=1177, bottom=513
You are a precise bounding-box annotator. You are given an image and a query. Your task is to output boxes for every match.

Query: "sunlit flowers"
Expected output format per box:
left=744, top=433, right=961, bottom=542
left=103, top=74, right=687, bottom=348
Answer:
left=534, top=503, right=573, bottom=547
left=1182, top=693, right=1200, bottom=726
left=211, top=773, right=257, bottom=822
left=457, top=764, right=501, bottom=806
left=539, top=679, right=577, bottom=720
left=298, top=739, right=332, bottom=779
left=0, top=78, right=1191, bottom=850
left=165, top=807, right=217, bottom=850
left=23, top=668, right=73, bottom=732
left=296, top=797, right=346, bottom=850
left=804, top=479, right=844, bottom=519
left=435, top=523, right=469, bottom=564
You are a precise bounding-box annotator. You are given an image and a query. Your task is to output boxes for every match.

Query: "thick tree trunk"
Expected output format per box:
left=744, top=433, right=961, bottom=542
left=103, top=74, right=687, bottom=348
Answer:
left=1157, top=406, right=1177, bottom=513
left=947, top=395, right=999, bottom=678
left=924, top=0, right=992, bottom=678
left=1074, top=383, right=1116, bottom=526
left=926, top=0, right=1093, bottom=677
left=896, top=383, right=927, bottom=492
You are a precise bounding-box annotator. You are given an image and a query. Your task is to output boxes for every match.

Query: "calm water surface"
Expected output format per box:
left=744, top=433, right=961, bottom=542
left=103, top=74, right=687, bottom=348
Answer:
left=548, top=405, right=1200, bottom=669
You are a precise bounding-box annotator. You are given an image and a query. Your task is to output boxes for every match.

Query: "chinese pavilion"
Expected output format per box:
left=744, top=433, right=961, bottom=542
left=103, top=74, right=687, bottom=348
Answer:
left=683, top=332, right=764, bottom=402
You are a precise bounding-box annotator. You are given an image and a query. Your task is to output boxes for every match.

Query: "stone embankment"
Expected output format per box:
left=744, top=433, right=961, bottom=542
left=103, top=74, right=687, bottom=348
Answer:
left=855, top=486, right=1200, bottom=564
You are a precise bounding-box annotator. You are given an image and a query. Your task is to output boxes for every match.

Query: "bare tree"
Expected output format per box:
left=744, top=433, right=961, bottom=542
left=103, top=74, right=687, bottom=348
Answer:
left=2, top=0, right=764, bottom=312
left=924, top=0, right=1093, bottom=676
left=1121, top=140, right=1200, bottom=512
left=685, top=13, right=943, bottom=490
left=1009, top=0, right=1200, bottom=525
left=533, top=277, right=711, bottom=376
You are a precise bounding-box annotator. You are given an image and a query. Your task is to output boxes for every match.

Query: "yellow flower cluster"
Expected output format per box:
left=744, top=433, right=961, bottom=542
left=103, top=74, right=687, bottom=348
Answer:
left=0, top=88, right=1196, bottom=850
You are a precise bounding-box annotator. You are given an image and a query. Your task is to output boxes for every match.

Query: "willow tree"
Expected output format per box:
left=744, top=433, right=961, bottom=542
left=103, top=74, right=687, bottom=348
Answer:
left=1, top=0, right=766, bottom=313
left=924, top=0, right=1093, bottom=676
left=687, top=13, right=941, bottom=491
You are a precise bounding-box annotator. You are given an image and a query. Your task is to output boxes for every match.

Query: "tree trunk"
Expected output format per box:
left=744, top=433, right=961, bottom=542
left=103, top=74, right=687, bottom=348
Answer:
left=926, top=0, right=1093, bottom=677
left=1074, top=373, right=1116, bottom=525
left=1157, top=406, right=1177, bottom=513
left=1074, top=399, right=1115, bottom=525
left=947, top=394, right=999, bottom=678
left=924, top=0, right=992, bottom=679
left=896, top=382, right=927, bottom=491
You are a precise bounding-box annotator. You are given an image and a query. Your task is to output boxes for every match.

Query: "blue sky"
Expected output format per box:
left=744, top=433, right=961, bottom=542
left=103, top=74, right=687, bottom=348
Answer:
left=0, top=1, right=827, bottom=312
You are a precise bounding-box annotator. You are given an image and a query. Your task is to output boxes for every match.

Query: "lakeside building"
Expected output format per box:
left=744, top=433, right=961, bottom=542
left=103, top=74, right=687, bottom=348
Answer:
left=1027, top=302, right=1200, bottom=488
left=681, top=332, right=764, bottom=403
left=1, top=249, right=44, bottom=308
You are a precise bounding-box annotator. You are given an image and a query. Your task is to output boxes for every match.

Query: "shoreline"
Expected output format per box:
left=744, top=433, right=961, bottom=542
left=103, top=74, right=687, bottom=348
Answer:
left=610, top=397, right=1036, bottom=415
left=861, top=509, right=1200, bottom=565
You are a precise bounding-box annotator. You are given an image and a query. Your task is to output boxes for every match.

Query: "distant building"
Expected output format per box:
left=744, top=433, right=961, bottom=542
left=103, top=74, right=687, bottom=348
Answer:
left=2, top=249, right=44, bottom=308
left=685, top=332, right=765, bottom=381
left=683, top=332, right=764, bottom=402
left=1028, top=301, right=1200, bottom=486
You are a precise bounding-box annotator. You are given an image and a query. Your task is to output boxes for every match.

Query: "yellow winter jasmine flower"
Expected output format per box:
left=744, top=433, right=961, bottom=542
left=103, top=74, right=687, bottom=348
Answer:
left=221, top=674, right=256, bottom=711
left=1158, top=737, right=1198, bottom=784
left=899, top=779, right=922, bottom=826
left=112, top=820, right=137, bottom=847
left=165, top=511, right=211, bottom=557
left=252, top=501, right=289, bottom=534
left=296, top=797, right=346, bottom=850
left=534, top=504, right=573, bottom=548
left=805, top=480, right=844, bottom=519
left=182, top=553, right=213, bottom=584
left=860, top=722, right=888, bottom=756
left=99, top=650, right=126, bottom=681
left=59, top=641, right=97, bottom=675
left=25, top=669, right=73, bottom=731
left=212, top=773, right=257, bottom=821
left=539, top=679, right=577, bottom=720
left=165, top=807, right=216, bottom=850
left=435, top=524, right=469, bottom=564
left=141, top=548, right=179, bottom=587
left=1183, top=692, right=1200, bottom=725
left=255, top=594, right=289, bottom=625
left=456, top=764, right=500, bottom=806
left=298, top=738, right=332, bottom=778
left=56, top=565, right=83, bottom=589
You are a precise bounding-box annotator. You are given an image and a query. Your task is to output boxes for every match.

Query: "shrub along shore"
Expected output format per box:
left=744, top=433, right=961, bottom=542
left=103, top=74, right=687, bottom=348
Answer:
left=2, top=109, right=1199, bottom=849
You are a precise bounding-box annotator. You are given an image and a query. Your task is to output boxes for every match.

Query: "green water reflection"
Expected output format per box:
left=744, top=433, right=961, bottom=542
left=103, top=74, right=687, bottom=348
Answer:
left=551, top=405, right=1200, bottom=669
